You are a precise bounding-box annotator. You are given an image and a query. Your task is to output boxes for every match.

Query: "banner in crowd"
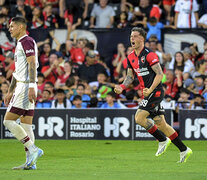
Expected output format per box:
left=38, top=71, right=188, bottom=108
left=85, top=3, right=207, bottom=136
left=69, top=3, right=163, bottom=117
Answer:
left=163, top=29, right=207, bottom=55
left=179, top=110, right=207, bottom=140
left=0, top=109, right=172, bottom=140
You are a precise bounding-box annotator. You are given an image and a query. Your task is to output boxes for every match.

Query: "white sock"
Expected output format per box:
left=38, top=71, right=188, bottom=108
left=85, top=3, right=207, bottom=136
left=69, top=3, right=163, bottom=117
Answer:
left=21, top=123, right=35, bottom=143
left=21, top=123, right=35, bottom=160
left=3, top=120, right=36, bottom=152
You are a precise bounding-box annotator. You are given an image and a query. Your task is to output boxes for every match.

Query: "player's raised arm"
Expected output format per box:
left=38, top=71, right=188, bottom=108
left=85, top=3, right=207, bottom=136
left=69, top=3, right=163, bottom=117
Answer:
left=114, top=67, right=134, bottom=94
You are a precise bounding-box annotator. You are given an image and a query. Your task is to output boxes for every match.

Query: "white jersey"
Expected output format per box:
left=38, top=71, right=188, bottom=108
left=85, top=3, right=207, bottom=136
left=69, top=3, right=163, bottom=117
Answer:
left=175, top=0, right=199, bottom=28
left=13, top=35, right=39, bottom=82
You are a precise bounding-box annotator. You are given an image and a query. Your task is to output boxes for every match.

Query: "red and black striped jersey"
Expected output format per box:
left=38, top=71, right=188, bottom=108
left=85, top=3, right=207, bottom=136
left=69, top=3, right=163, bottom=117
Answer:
left=127, top=47, right=162, bottom=90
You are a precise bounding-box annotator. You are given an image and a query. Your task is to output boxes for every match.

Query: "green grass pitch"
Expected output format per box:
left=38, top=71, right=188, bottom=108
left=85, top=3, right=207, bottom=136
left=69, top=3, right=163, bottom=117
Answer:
left=0, top=140, right=206, bottom=180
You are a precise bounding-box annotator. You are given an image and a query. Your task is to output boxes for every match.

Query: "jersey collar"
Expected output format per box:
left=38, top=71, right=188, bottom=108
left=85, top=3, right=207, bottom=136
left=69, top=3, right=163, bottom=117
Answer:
left=18, top=34, right=28, bottom=42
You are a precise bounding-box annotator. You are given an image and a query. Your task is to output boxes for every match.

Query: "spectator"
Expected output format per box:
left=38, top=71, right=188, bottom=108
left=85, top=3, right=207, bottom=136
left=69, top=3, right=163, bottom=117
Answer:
left=90, top=0, right=115, bottom=28
left=174, top=0, right=199, bottom=28
left=101, top=91, right=122, bottom=108
left=183, top=78, right=196, bottom=99
left=55, top=61, right=72, bottom=89
left=72, top=95, right=85, bottom=108
left=176, top=88, right=191, bottom=110
left=41, top=52, right=64, bottom=84
left=115, top=46, right=132, bottom=83
left=64, top=5, right=82, bottom=35
left=198, top=12, right=207, bottom=29
left=67, top=38, right=91, bottom=65
left=11, top=0, right=32, bottom=22
left=0, top=81, right=9, bottom=103
left=65, top=74, right=79, bottom=99
left=39, top=43, right=51, bottom=68
left=148, top=40, right=171, bottom=66
left=164, top=69, right=179, bottom=99
left=116, top=11, right=129, bottom=28
left=112, top=43, right=127, bottom=82
left=0, top=14, right=8, bottom=29
left=77, top=50, right=108, bottom=83
left=192, top=59, right=207, bottom=78
left=51, top=88, right=72, bottom=108
left=98, top=84, right=112, bottom=99
left=0, top=5, right=10, bottom=18
left=4, top=51, right=15, bottom=80
left=182, top=47, right=195, bottom=76
left=147, top=17, right=175, bottom=42
left=42, top=4, right=58, bottom=29
left=189, top=43, right=203, bottom=63
left=37, top=73, right=45, bottom=99
left=131, top=0, right=152, bottom=26
left=189, top=94, right=205, bottom=109
left=150, top=0, right=162, bottom=21
left=169, top=51, right=185, bottom=71
left=161, top=94, right=175, bottom=110
left=36, top=89, right=52, bottom=108
left=70, top=83, right=91, bottom=108
left=44, top=81, right=55, bottom=100
left=30, top=6, right=44, bottom=29
left=194, top=75, right=205, bottom=94
left=201, top=76, right=207, bottom=105
left=87, top=97, right=99, bottom=108
left=163, top=0, right=175, bottom=23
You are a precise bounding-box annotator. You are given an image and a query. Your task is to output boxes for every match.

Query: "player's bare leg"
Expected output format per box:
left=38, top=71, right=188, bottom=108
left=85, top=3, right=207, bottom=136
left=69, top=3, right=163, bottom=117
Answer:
left=153, top=115, right=192, bottom=162
left=135, top=109, right=169, bottom=155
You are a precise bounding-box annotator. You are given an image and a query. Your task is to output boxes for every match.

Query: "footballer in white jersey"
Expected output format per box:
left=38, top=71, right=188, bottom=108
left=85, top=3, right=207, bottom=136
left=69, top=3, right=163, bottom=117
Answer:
left=7, top=35, right=39, bottom=115
left=3, top=17, right=43, bottom=170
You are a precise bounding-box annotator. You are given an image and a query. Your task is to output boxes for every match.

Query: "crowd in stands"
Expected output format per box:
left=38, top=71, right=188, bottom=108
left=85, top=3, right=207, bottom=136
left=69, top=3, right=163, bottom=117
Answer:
left=0, top=0, right=207, bottom=111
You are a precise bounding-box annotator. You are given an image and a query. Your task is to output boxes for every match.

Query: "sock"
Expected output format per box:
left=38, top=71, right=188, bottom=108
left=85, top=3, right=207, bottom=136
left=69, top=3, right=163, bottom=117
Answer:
left=21, top=123, right=35, bottom=143
left=21, top=123, right=35, bottom=161
left=169, top=132, right=187, bottom=152
left=147, top=125, right=167, bottom=142
left=3, top=120, right=36, bottom=153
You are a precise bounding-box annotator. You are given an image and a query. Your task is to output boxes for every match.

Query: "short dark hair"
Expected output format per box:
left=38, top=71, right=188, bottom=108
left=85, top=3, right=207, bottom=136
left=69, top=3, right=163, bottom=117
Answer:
left=107, top=91, right=116, bottom=98
left=11, top=17, right=27, bottom=26
left=131, top=27, right=147, bottom=41
left=73, top=95, right=82, bottom=101
left=43, top=89, right=51, bottom=95
left=55, top=88, right=65, bottom=94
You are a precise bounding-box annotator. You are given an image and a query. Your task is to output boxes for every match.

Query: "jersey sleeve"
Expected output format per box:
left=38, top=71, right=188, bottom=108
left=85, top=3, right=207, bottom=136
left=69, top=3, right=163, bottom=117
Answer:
left=174, top=1, right=180, bottom=13
left=127, top=57, right=133, bottom=69
left=146, top=52, right=159, bottom=66
left=21, top=39, right=36, bottom=57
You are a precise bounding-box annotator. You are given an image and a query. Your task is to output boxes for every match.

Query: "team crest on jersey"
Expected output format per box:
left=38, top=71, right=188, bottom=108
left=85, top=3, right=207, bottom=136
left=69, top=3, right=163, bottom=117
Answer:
left=141, top=56, right=145, bottom=63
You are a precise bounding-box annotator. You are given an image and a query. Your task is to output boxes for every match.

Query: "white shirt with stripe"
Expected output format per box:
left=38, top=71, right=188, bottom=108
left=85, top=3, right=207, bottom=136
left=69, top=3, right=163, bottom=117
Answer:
left=175, top=0, right=199, bottom=28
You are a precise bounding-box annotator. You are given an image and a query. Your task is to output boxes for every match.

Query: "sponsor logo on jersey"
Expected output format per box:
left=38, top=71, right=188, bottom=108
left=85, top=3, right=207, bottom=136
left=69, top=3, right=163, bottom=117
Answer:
left=26, top=49, right=34, bottom=54
left=141, top=56, right=145, bottom=63
left=152, top=59, right=158, bottom=63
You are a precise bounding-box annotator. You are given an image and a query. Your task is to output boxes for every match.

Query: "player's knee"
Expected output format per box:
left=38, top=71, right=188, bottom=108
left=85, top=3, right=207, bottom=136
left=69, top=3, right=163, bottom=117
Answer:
left=153, top=116, right=163, bottom=126
left=3, top=120, right=14, bottom=128
left=135, top=115, right=143, bottom=125
left=3, top=120, right=9, bottom=127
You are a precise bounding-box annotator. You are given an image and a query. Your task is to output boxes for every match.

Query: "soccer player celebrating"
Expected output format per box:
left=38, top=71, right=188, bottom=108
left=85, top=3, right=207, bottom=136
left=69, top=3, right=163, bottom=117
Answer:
left=114, top=27, right=192, bottom=163
left=3, top=17, right=43, bottom=170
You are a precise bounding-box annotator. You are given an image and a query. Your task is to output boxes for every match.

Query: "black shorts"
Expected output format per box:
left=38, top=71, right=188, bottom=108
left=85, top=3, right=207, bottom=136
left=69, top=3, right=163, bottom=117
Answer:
left=139, top=88, right=165, bottom=119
